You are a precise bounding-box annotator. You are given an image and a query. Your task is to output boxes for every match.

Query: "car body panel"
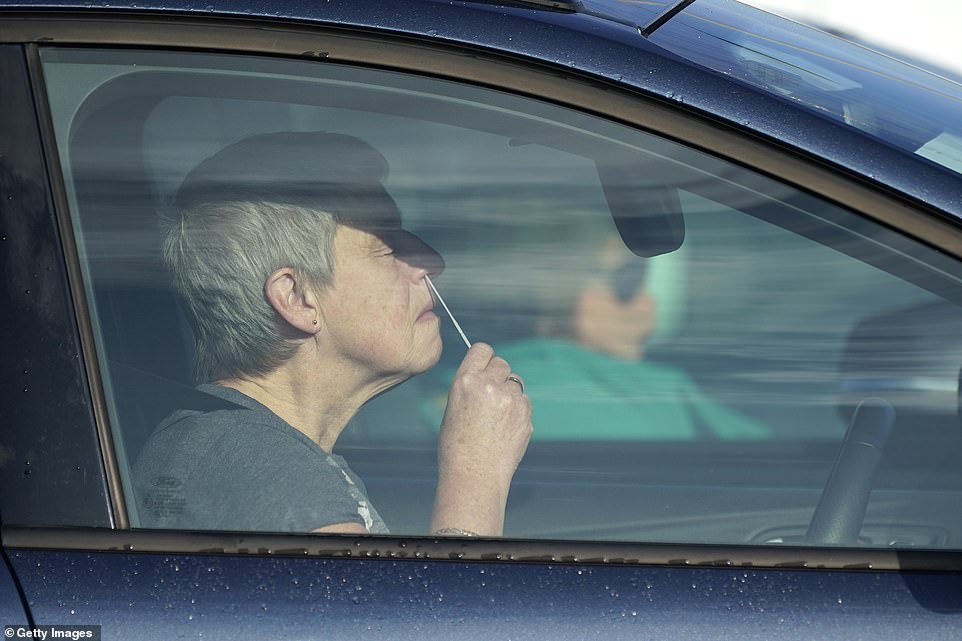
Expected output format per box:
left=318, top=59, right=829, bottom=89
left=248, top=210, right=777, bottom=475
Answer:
left=7, top=544, right=962, bottom=640
left=0, top=558, right=29, bottom=627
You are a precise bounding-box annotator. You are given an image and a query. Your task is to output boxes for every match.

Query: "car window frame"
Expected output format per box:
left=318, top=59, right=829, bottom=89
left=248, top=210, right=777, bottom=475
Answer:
left=0, top=43, right=113, bottom=530
left=5, top=11, right=962, bottom=572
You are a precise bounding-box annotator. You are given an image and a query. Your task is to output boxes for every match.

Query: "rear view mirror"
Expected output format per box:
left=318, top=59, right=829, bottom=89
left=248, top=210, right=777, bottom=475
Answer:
left=596, top=160, right=686, bottom=258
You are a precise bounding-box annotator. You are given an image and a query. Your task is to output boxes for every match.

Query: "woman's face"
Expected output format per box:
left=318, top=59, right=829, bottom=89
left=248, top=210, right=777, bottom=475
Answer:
left=315, top=224, right=443, bottom=383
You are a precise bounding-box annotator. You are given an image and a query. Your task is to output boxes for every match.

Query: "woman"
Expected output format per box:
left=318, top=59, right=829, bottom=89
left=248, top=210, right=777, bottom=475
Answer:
left=133, top=132, right=532, bottom=536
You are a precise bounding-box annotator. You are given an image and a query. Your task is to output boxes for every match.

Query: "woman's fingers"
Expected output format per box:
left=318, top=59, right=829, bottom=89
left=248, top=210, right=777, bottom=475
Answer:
left=455, top=342, right=495, bottom=374
left=455, top=343, right=518, bottom=393
left=505, top=374, right=525, bottom=394
left=441, top=342, right=532, bottom=463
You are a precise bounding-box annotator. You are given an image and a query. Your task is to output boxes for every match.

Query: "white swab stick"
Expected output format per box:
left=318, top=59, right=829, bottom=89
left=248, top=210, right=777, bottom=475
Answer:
left=425, top=275, right=472, bottom=349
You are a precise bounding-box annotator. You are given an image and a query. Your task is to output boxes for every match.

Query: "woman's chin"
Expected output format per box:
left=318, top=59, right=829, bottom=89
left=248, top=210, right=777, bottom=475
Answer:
left=393, top=322, right=443, bottom=376
left=422, top=333, right=444, bottom=369
left=408, top=332, right=443, bottom=374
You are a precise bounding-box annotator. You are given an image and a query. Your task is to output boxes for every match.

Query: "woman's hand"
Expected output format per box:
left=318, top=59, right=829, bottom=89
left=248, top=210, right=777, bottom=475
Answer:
left=431, top=342, right=533, bottom=536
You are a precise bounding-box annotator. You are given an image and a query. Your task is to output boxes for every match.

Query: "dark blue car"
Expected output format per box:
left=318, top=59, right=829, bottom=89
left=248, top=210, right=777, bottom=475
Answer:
left=2, top=1, right=962, bottom=638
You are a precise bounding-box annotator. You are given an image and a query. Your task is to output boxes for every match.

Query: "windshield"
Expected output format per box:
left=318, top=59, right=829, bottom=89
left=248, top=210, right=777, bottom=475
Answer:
left=650, top=0, right=962, bottom=176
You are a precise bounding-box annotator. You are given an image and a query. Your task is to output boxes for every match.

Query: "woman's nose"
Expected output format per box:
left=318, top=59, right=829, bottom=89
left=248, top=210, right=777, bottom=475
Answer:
left=402, top=257, right=440, bottom=284
left=395, top=231, right=445, bottom=277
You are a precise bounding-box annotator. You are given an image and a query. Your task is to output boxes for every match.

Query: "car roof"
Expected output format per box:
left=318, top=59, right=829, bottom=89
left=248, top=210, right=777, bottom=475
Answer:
left=3, top=0, right=962, bottom=218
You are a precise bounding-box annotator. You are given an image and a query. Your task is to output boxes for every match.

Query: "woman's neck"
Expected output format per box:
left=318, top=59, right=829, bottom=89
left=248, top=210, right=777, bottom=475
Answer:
left=219, top=366, right=365, bottom=453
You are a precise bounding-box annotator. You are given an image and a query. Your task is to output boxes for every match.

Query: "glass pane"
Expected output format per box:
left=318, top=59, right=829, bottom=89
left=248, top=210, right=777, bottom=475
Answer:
left=656, top=0, right=962, bottom=177
left=42, top=47, right=962, bottom=548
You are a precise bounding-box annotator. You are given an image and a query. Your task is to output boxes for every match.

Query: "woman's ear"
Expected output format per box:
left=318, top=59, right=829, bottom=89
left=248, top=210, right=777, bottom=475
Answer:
left=263, top=267, right=321, bottom=335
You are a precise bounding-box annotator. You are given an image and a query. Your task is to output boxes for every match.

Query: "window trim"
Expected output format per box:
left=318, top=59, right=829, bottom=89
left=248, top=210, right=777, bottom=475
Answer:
left=24, top=42, right=127, bottom=528
left=0, top=43, right=112, bottom=529
left=8, top=12, right=962, bottom=569
left=5, top=526, right=962, bottom=573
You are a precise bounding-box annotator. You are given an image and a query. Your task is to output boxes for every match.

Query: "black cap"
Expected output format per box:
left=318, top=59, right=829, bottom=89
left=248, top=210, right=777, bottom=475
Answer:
left=176, top=131, right=443, bottom=275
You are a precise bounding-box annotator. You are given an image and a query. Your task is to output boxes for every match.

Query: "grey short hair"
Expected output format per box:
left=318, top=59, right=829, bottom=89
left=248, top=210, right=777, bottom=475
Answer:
left=166, top=131, right=403, bottom=382
left=164, top=200, right=337, bottom=382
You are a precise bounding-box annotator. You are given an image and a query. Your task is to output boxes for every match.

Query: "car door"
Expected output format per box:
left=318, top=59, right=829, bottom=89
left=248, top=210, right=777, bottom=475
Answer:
left=2, top=7, right=962, bottom=641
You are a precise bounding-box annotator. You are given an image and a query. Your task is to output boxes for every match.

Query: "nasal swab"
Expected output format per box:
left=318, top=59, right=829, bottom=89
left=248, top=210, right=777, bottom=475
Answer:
left=425, top=274, right=472, bottom=349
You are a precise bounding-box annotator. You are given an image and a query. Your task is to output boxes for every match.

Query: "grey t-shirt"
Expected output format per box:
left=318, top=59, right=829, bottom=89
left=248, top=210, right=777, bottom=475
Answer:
left=133, top=384, right=388, bottom=534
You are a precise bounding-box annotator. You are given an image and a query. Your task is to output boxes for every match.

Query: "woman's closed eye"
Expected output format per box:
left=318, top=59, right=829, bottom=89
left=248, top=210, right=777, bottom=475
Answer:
left=367, top=242, right=395, bottom=259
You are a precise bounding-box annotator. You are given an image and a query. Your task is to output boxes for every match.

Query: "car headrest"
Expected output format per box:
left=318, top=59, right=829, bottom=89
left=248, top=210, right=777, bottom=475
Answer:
left=839, top=300, right=962, bottom=425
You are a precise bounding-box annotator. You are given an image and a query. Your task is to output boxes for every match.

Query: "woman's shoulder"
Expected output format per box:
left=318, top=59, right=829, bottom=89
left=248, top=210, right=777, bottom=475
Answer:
left=136, top=386, right=326, bottom=477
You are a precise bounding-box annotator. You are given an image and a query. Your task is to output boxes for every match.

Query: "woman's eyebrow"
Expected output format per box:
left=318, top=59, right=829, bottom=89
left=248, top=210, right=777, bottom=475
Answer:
left=353, top=230, right=390, bottom=252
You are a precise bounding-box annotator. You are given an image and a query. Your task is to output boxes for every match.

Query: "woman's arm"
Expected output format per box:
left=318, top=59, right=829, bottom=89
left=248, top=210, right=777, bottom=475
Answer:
left=431, top=342, right=533, bottom=536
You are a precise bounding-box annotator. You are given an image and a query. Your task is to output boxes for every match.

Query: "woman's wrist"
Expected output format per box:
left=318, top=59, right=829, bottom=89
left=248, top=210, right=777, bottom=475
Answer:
left=431, top=477, right=507, bottom=536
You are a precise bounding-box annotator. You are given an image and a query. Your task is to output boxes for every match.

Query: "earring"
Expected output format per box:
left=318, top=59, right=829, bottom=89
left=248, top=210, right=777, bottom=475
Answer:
left=312, top=319, right=318, bottom=325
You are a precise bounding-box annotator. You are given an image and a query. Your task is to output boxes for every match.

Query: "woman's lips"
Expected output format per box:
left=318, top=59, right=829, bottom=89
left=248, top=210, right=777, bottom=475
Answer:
left=417, top=303, right=438, bottom=322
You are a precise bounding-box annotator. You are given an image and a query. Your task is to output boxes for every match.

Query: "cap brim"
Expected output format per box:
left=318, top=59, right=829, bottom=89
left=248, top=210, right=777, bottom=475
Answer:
left=382, top=228, right=445, bottom=277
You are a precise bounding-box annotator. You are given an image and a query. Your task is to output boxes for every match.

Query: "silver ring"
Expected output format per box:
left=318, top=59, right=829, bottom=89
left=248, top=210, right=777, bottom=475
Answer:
left=505, top=374, right=524, bottom=393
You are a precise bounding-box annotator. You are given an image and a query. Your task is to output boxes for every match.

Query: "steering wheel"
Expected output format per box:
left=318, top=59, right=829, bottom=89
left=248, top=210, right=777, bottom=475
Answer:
left=805, top=398, right=895, bottom=545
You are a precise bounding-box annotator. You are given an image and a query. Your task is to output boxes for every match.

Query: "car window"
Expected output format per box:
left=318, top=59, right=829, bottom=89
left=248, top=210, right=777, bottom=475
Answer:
left=41, top=47, right=962, bottom=548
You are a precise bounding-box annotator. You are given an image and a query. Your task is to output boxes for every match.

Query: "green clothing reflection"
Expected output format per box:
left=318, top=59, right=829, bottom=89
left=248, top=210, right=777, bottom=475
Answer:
left=495, top=338, right=769, bottom=441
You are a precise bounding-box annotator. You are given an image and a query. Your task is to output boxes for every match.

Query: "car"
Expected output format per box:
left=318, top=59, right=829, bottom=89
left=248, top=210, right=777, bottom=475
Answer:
left=2, top=0, right=962, bottom=638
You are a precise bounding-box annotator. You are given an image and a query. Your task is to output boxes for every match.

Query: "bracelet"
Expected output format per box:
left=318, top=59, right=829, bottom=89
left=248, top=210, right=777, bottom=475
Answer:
left=432, top=527, right=480, bottom=537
